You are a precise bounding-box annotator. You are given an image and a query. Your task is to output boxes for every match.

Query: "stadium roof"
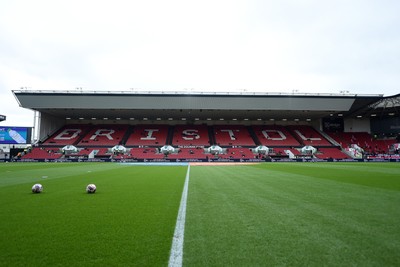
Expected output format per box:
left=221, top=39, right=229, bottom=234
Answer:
left=13, top=90, right=393, bottom=122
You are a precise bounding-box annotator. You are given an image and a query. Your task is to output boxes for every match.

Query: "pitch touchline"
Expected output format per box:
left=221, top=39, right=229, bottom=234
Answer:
left=168, top=164, right=190, bottom=267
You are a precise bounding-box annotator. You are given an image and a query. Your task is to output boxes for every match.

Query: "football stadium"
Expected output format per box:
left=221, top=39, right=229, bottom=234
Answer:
left=1, top=89, right=400, bottom=266
left=6, top=89, right=400, bottom=163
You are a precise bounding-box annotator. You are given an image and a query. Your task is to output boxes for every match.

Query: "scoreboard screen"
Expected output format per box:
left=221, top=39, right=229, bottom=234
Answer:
left=0, top=127, right=31, bottom=144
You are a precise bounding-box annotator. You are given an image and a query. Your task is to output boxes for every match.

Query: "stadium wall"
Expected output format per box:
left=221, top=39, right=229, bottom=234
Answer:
left=371, top=117, right=400, bottom=134
left=39, top=113, right=65, bottom=143
left=344, top=119, right=371, bottom=133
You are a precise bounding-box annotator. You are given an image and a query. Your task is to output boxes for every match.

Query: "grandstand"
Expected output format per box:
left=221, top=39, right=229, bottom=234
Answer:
left=11, top=90, right=400, bottom=162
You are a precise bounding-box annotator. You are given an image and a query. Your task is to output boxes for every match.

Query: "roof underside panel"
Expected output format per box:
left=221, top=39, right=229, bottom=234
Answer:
left=13, top=91, right=388, bottom=120
left=15, top=93, right=355, bottom=111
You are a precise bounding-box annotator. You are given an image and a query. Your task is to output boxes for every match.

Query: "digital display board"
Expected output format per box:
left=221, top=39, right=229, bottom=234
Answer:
left=0, top=127, right=31, bottom=144
left=371, top=117, right=400, bottom=134
left=322, top=117, right=344, bottom=132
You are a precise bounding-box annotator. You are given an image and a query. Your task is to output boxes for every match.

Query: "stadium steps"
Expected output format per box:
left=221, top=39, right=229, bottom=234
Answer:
left=73, top=126, right=93, bottom=146
left=316, top=129, right=341, bottom=147
left=208, top=126, right=216, bottom=145
left=286, top=127, right=305, bottom=146
left=40, top=127, right=61, bottom=144
left=288, top=125, right=332, bottom=146
left=247, top=126, right=261, bottom=146
left=121, top=125, right=134, bottom=145
left=166, top=125, right=175, bottom=145
left=342, top=148, right=357, bottom=159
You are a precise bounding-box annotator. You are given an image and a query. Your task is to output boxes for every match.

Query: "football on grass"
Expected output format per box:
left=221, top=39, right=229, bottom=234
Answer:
left=32, top=184, right=43, bottom=193
left=86, top=184, right=96, bottom=193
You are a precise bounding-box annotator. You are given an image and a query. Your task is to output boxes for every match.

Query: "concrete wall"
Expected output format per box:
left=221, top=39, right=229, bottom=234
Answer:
left=344, top=119, right=370, bottom=133
left=39, top=113, right=65, bottom=142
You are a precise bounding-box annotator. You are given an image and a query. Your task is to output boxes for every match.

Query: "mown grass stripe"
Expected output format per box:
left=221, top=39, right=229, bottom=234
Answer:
left=169, top=165, right=190, bottom=267
left=0, top=163, right=187, bottom=266
left=184, top=164, right=400, bottom=266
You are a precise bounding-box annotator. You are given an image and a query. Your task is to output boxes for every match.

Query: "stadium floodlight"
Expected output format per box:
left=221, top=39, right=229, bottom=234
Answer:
left=257, top=118, right=262, bottom=121
left=370, top=114, right=376, bottom=117
left=282, top=118, right=287, bottom=121
left=206, top=118, right=211, bottom=121
left=129, top=118, right=135, bottom=120
left=219, top=118, right=224, bottom=120
left=294, top=118, right=299, bottom=121
left=269, top=118, right=275, bottom=121
left=168, top=118, right=173, bottom=120
left=181, top=118, right=186, bottom=120
left=116, top=118, right=121, bottom=120
left=143, top=118, right=148, bottom=120
left=389, top=113, right=395, bottom=115
left=156, top=118, right=161, bottom=120
left=66, top=117, right=71, bottom=120
left=79, top=117, right=84, bottom=120
left=194, top=118, right=200, bottom=120
left=357, top=115, right=362, bottom=118
left=232, top=118, right=237, bottom=121
left=103, top=117, right=108, bottom=120
left=306, top=118, right=311, bottom=121
left=91, top=117, right=96, bottom=120
left=338, top=114, right=343, bottom=117
left=244, top=118, right=249, bottom=121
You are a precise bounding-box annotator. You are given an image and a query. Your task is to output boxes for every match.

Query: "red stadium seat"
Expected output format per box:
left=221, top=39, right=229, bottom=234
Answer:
left=213, top=125, right=255, bottom=146
left=125, top=125, right=169, bottom=146
left=21, top=147, right=63, bottom=160
left=253, top=125, right=300, bottom=146
left=315, top=148, right=350, bottom=160
left=42, top=124, right=91, bottom=146
left=77, top=125, right=128, bottom=146
left=172, top=125, right=210, bottom=146
left=288, top=125, right=332, bottom=146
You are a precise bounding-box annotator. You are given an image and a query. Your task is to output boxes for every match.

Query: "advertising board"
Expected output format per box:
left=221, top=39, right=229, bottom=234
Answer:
left=0, top=127, right=31, bottom=144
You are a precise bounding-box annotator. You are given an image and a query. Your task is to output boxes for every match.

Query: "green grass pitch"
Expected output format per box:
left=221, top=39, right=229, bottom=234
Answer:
left=1, top=162, right=400, bottom=266
left=0, top=163, right=187, bottom=266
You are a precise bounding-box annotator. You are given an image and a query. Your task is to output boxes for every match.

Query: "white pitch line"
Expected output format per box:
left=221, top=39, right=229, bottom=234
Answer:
left=168, top=164, right=190, bottom=267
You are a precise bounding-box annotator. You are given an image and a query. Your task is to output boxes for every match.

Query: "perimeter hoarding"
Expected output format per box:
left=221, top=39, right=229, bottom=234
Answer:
left=0, top=127, right=31, bottom=144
